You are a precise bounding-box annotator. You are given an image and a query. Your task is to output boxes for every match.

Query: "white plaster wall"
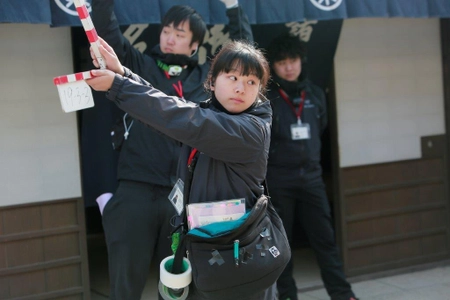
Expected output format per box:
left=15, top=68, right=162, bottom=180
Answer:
left=334, top=18, right=445, bottom=168
left=0, top=24, right=82, bottom=206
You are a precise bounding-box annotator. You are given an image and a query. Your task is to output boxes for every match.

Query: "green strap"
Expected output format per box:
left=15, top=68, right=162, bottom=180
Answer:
left=171, top=232, right=180, bottom=255
left=157, top=60, right=170, bottom=72
left=157, top=60, right=183, bottom=76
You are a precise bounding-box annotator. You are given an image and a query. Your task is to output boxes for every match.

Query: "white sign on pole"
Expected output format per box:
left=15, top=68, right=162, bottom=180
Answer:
left=53, top=71, right=94, bottom=113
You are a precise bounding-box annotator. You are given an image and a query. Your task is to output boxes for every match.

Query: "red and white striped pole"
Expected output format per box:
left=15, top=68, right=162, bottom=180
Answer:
left=53, top=71, right=92, bottom=86
left=52, top=0, right=108, bottom=112
left=73, top=0, right=106, bottom=69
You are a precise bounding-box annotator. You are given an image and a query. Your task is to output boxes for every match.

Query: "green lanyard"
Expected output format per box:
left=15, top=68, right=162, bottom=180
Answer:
left=157, top=60, right=183, bottom=77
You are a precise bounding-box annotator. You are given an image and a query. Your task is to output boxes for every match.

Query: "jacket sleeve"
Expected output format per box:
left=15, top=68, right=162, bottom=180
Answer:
left=91, top=0, right=155, bottom=75
left=122, top=67, right=151, bottom=86
left=106, top=75, right=270, bottom=164
left=226, top=6, right=254, bottom=42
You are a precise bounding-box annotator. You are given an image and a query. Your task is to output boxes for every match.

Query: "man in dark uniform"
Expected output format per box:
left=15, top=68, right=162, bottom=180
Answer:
left=265, top=33, right=359, bottom=300
left=91, top=0, right=253, bottom=299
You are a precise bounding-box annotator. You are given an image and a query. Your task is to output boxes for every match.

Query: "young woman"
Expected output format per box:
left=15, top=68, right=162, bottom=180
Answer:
left=91, top=1, right=253, bottom=298
left=87, top=38, right=276, bottom=299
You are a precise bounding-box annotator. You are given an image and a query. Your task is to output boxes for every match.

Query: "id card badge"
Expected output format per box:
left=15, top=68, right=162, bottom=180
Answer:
left=290, top=122, right=311, bottom=140
left=168, top=178, right=184, bottom=215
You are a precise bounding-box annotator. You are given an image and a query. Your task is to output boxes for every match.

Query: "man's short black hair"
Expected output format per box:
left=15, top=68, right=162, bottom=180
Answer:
left=266, top=32, right=307, bottom=64
left=161, top=5, right=207, bottom=46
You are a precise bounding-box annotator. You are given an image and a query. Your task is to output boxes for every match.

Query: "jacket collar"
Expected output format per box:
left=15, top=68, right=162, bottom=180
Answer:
left=150, top=45, right=199, bottom=68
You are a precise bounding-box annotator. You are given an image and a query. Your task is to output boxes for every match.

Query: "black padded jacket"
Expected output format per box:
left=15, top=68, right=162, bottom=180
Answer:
left=106, top=70, right=272, bottom=210
left=266, top=78, right=327, bottom=188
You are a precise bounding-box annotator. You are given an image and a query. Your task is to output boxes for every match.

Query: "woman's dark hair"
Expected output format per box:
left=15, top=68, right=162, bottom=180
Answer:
left=266, top=32, right=307, bottom=64
left=205, top=40, right=270, bottom=96
left=161, top=5, right=207, bottom=46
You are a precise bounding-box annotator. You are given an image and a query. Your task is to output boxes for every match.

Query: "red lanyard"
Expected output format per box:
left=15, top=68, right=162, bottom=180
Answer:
left=163, top=70, right=171, bottom=79
left=187, top=148, right=198, bottom=167
left=163, top=70, right=184, bottom=99
left=172, top=80, right=183, bottom=99
left=278, top=89, right=306, bottom=121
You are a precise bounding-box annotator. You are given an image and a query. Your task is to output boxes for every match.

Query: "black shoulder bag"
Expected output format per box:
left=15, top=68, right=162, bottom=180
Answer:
left=171, top=148, right=291, bottom=300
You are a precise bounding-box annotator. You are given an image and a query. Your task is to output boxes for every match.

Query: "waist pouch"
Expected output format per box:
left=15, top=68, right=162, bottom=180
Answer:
left=173, top=195, right=291, bottom=300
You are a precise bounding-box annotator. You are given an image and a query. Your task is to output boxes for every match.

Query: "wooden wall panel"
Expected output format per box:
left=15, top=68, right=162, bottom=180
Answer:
left=0, top=198, right=90, bottom=299
left=7, top=238, right=44, bottom=267
left=44, top=234, right=80, bottom=261
left=41, top=202, right=78, bottom=229
left=0, top=277, right=8, bottom=299
left=0, top=244, right=7, bottom=270
left=2, top=206, right=42, bottom=235
left=9, top=271, right=46, bottom=297
left=340, top=135, right=450, bottom=276
left=46, top=265, right=82, bottom=291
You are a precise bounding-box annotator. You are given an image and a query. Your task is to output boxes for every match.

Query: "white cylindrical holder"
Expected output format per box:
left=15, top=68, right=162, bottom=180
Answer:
left=160, top=255, right=192, bottom=289
left=159, top=255, right=191, bottom=300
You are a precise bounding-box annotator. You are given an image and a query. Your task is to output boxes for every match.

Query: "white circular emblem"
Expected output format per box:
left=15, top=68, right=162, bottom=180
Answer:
left=309, top=0, right=343, bottom=11
left=54, top=0, right=92, bottom=16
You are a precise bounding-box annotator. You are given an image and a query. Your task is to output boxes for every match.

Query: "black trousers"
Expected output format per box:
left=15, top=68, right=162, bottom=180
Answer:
left=269, top=181, right=355, bottom=300
left=102, top=180, right=175, bottom=300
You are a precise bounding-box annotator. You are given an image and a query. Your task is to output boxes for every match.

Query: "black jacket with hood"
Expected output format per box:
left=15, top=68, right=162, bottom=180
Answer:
left=106, top=69, right=272, bottom=210
left=92, top=0, right=253, bottom=187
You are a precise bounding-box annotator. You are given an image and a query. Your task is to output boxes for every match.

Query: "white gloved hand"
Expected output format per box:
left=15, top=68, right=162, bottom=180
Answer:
left=220, top=0, right=238, bottom=9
